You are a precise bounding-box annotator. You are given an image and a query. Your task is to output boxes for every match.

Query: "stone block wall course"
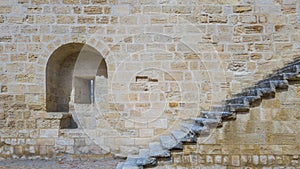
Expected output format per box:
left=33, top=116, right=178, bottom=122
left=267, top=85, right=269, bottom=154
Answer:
left=0, top=0, right=299, bottom=167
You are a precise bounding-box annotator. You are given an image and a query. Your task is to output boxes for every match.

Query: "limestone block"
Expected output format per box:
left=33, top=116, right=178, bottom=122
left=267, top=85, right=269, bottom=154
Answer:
left=53, top=6, right=72, bottom=14
left=116, top=138, right=134, bottom=146
left=31, top=0, right=48, bottom=4
left=143, top=6, right=160, bottom=13
left=148, top=119, right=168, bottom=129
left=240, top=15, right=257, bottom=24
left=73, top=6, right=81, bottom=14
left=36, top=138, right=54, bottom=146
left=37, top=119, right=51, bottom=129
left=260, top=155, right=268, bottom=165
left=113, top=5, right=130, bottom=15
left=209, top=15, right=228, bottom=23
left=39, top=145, right=47, bottom=155
left=231, top=155, right=240, bottom=166
left=36, top=15, right=55, bottom=24
left=162, top=6, right=192, bottom=14
left=254, top=5, right=281, bottom=14
left=57, top=16, right=75, bottom=24
left=84, top=6, right=103, bottom=14
left=63, top=0, right=79, bottom=4
left=244, top=25, right=264, bottom=34
left=104, top=6, right=111, bottom=14
left=206, top=155, right=213, bottom=164
left=282, top=5, right=296, bottom=14
left=14, top=146, right=23, bottom=156
left=171, top=62, right=188, bottom=70
left=234, top=5, right=252, bottom=13
left=164, top=72, right=183, bottom=81
left=120, top=16, right=137, bottom=25
left=203, top=5, right=222, bottom=14
left=253, top=155, right=259, bottom=165
left=78, top=16, right=95, bottom=24
left=40, top=129, right=58, bottom=138
left=55, top=138, right=74, bottom=146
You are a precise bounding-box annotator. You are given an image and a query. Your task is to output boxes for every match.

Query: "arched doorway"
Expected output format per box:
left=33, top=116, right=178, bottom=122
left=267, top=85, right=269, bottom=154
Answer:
left=46, top=43, right=107, bottom=112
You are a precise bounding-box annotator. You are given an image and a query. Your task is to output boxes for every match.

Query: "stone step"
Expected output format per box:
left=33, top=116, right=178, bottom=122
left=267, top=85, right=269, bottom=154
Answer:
left=160, top=135, right=183, bottom=150
left=256, top=80, right=289, bottom=90
left=149, top=142, right=170, bottom=158
left=287, top=74, right=300, bottom=80
left=194, top=118, right=222, bottom=128
left=239, top=87, right=275, bottom=99
left=138, top=149, right=150, bottom=157
left=212, top=104, right=250, bottom=112
left=115, top=162, right=141, bottom=169
left=276, top=64, right=300, bottom=74
left=227, top=103, right=250, bottom=112
left=236, top=88, right=264, bottom=97
left=126, top=155, right=156, bottom=167
left=211, top=105, right=229, bottom=111
left=170, top=129, right=197, bottom=143
left=181, top=123, right=210, bottom=136
left=225, top=96, right=261, bottom=106
left=202, top=111, right=236, bottom=121
left=254, top=87, right=276, bottom=97
left=266, top=73, right=297, bottom=81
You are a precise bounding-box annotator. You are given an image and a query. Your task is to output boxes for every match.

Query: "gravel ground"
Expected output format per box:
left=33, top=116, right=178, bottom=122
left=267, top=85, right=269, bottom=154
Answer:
left=0, top=157, right=123, bottom=169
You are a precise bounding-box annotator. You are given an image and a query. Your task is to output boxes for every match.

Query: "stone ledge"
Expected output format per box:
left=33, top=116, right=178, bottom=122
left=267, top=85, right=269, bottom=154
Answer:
left=43, top=112, right=71, bottom=120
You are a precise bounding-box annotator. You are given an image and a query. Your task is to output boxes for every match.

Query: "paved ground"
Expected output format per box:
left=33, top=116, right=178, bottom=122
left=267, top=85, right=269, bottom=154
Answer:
left=0, top=157, right=123, bottom=169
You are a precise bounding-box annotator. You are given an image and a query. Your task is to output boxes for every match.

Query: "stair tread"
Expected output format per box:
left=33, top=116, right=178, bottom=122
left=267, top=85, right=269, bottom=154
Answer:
left=138, top=149, right=150, bottom=158
left=226, top=95, right=261, bottom=106
left=160, top=135, right=183, bottom=150
left=256, top=79, right=288, bottom=89
left=171, top=129, right=197, bottom=143
left=149, top=142, right=170, bottom=158
left=203, top=111, right=236, bottom=120
left=195, top=117, right=221, bottom=123
left=181, top=123, right=210, bottom=135
left=202, top=111, right=233, bottom=117
left=227, top=104, right=250, bottom=112
left=211, top=105, right=229, bottom=111
left=116, top=161, right=141, bottom=169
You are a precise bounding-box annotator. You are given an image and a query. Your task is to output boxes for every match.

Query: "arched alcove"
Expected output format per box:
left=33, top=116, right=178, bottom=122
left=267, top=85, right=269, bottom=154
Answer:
left=46, top=43, right=107, bottom=112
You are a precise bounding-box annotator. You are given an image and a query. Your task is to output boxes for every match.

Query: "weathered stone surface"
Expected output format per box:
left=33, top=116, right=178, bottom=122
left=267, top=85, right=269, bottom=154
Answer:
left=171, top=130, right=197, bottom=143
left=194, top=118, right=222, bottom=128
left=0, top=1, right=299, bottom=166
left=160, top=135, right=183, bottom=150
left=149, top=142, right=170, bottom=158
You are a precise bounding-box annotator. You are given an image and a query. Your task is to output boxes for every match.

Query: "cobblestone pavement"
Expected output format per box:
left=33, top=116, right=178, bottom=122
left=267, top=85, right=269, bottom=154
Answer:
left=0, top=157, right=123, bottom=169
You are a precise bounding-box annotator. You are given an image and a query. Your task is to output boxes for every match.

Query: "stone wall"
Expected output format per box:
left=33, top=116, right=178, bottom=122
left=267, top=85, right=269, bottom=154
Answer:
left=0, top=0, right=299, bottom=160
left=156, top=83, right=300, bottom=168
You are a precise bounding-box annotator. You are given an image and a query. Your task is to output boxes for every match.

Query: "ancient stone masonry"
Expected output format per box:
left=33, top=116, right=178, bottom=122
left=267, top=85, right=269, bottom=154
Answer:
left=117, top=57, right=300, bottom=168
left=0, top=0, right=299, bottom=168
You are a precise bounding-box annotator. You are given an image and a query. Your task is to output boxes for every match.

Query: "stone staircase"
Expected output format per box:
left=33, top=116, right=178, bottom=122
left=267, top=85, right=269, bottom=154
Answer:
left=116, top=59, right=300, bottom=169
